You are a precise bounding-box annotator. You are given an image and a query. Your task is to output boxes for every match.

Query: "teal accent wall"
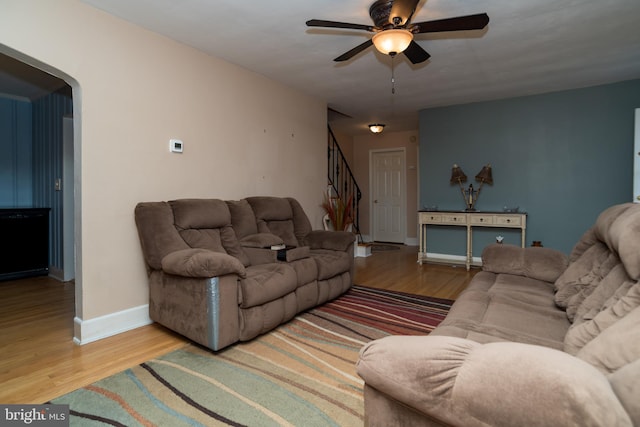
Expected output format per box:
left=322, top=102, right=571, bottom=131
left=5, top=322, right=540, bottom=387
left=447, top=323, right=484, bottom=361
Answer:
left=0, top=97, right=33, bottom=207
left=419, top=79, right=640, bottom=256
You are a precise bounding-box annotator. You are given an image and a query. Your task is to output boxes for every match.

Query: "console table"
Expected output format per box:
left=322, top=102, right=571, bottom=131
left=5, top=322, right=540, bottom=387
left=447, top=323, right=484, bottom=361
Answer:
left=418, top=211, right=527, bottom=270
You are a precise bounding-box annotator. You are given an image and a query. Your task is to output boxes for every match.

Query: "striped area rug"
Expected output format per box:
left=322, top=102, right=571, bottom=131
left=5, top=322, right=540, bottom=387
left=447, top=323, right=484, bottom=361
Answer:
left=52, top=285, right=453, bottom=426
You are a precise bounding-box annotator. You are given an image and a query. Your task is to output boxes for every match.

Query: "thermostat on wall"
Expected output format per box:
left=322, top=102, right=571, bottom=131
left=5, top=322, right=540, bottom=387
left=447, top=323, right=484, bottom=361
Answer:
left=169, top=139, right=183, bottom=153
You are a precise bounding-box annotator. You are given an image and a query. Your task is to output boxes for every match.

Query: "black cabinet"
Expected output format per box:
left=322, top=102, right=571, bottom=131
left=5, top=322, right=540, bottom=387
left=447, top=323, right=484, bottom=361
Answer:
left=0, top=208, right=50, bottom=281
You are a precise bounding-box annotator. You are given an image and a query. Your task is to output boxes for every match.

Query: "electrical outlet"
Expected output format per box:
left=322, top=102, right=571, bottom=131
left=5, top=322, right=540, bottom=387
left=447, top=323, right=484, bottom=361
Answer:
left=55, top=179, right=62, bottom=191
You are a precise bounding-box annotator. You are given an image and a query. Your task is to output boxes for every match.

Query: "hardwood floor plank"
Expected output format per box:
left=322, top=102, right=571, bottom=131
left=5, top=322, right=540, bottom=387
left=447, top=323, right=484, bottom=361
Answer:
left=354, top=244, right=478, bottom=299
left=0, top=245, right=476, bottom=403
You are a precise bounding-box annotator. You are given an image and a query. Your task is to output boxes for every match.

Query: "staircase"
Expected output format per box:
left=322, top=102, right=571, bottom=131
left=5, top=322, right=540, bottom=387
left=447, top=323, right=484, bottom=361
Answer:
left=327, top=125, right=363, bottom=243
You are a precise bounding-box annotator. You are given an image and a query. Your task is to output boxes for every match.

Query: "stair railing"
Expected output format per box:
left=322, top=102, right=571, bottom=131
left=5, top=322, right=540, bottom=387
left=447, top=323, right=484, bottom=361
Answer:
left=327, top=125, right=362, bottom=242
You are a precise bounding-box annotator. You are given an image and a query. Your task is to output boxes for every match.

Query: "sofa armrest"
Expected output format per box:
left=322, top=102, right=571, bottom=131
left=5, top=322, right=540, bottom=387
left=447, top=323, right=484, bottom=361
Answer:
left=161, top=248, right=246, bottom=278
left=149, top=271, right=240, bottom=351
left=481, top=243, right=569, bottom=282
left=357, top=335, right=631, bottom=427
left=303, top=230, right=355, bottom=251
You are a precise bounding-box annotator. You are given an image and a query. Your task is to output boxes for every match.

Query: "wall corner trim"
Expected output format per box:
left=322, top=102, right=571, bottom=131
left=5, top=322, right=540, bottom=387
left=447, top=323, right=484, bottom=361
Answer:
left=73, top=304, right=151, bottom=345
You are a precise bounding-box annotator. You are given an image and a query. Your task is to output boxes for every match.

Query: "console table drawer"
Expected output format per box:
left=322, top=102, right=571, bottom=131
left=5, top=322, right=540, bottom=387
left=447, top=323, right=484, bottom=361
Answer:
left=470, top=215, right=494, bottom=225
left=420, top=213, right=443, bottom=223
left=442, top=214, right=466, bottom=224
left=495, top=215, right=521, bottom=226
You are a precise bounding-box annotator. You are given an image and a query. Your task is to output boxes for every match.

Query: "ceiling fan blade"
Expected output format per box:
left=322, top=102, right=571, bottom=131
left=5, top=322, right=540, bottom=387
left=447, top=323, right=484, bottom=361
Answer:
left=403, top=40, right=431, bottom=64
left=334, top=39, right=374, bottom=62
left=389, top=0, right=420, bottom=26
left=412, top=13, right=489, bottom=34
left=306, top=19, right=374, bottom=32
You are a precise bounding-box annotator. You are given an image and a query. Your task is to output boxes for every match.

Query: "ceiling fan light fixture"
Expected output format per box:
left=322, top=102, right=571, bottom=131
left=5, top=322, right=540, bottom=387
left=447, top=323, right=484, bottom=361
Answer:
left=369, top=124, right=385, bottom=133
left=372, top=29, right=413, bottom=55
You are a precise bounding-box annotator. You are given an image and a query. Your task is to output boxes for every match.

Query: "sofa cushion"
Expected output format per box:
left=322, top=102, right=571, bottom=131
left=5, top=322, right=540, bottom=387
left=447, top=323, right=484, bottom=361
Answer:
left=609, top=358, right=640, bottom=426
left=565, top=281, right=640, bottom=355
left=572, top=262, right=628, bottom=325
left=482, top=244, right=568, bottom=283
left=171, top=199, right=230, bottom=229
left=310, top=249, right=352, bottom=281
left=576, top=305, right=640, bottom=374
left=226, top=199, right=258, bottom=239
left=433, top=273, right=570, bottom=349
left=239, top=233, right=283, bottom=248
left=246, top=196, right=294, bottom=221
left=287, top=197, right=313, bottom=243
left=607, top=203, right=640, bottom=280
left=239, top=264, right=297, bottom=308
left=178, top=227, right=250, bottom=267
left=565, top=252, right=620, bottom=322
left=247, top=196, right=301, bottom=247
left=593, top=203, right=633, bottom=244
left=171, top=199, right=250, bottom=267
left=257, top=219, right=298, bottom=247
left=134, top=202, right=190, bottom=271
left=554, top=242, right=609, bottom=310
left=568, top=226, right=599, bottom=262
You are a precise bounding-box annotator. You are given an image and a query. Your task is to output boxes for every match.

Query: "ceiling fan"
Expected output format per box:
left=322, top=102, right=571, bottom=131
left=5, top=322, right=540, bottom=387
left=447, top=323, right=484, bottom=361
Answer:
left=306, top=0, right=489, bottom=64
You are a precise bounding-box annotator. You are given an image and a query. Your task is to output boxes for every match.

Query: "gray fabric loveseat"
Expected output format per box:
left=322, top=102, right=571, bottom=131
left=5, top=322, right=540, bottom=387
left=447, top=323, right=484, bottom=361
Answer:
left=135, top=196, right=354, bottom=351
left=357, top=202, right=640, bottom=426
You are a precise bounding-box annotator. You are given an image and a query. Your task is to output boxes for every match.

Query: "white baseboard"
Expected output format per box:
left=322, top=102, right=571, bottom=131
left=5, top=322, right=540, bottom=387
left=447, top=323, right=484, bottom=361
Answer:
left=425, top=252, right=482, bottom=266
left=73, top=304, right=152, bottom=345
left=360, top=235, right=419, bottom=246
left=404, top=237, right=418, bottom=246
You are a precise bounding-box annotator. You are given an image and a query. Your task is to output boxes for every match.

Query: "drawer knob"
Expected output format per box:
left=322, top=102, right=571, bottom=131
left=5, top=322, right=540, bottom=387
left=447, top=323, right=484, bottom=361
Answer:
left=506, top=219, right=511, bottom=223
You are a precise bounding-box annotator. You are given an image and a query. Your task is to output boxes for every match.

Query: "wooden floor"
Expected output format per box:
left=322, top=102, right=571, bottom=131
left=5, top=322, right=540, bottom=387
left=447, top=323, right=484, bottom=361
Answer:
left=0, top=245, right=478, bottom=404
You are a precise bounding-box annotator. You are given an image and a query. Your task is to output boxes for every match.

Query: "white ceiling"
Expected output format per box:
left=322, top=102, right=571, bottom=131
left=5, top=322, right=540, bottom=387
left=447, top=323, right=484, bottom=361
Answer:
left=8, top=1, right=640, bottom=135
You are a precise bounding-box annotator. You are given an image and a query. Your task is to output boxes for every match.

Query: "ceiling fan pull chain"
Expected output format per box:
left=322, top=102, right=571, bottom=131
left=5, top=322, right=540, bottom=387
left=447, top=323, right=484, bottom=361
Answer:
left=391, top=55, right=396, bottom=95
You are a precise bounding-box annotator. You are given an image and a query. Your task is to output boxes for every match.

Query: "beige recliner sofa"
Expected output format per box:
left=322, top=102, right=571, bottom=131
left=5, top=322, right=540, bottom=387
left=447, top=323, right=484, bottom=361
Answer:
left=135, top=196, right=354, bottom=351
left=357, top=202, right=640, bottom=427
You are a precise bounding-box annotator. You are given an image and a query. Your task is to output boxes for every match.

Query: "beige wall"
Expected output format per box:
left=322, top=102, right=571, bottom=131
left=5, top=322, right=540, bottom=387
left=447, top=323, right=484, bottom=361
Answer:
left=0, top=0, right=327, bottom=336
left=352, top=130, right=419, bottom=243
left=331, top=128, right=354, bottom=166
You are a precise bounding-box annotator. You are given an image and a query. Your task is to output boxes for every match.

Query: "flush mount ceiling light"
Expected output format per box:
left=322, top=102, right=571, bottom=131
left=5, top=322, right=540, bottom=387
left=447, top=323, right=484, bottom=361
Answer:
left=372, top=29, right=413, bottom=56
left=369, top=124, right=385, bottom=134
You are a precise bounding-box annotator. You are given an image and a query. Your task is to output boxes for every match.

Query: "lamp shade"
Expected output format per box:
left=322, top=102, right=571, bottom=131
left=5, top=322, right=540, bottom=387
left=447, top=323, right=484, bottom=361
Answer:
left=450, top=164, right=467, bottom=183
left=475, top=164, right=493, bottom=184
left=369, top=124, right=385, bottom=133
left=372, top=29, right=413, bottom=55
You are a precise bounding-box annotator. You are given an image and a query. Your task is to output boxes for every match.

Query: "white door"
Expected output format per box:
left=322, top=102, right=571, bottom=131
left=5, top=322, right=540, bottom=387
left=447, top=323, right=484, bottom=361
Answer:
left=634, top=109, right=640, bottom=203
left=371, top=149, right=406, bottom=243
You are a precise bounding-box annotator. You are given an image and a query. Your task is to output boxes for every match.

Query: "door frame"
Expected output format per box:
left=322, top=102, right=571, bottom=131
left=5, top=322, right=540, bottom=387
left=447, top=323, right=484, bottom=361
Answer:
left=634, top=108, right=639, bottom=203
left=369, top=148, right=407, bottom=243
